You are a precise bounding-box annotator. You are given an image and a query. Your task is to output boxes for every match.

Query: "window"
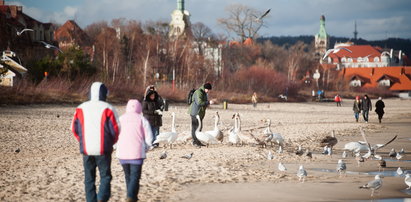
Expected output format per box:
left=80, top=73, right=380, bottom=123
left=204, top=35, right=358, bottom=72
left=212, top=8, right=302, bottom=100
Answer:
left=350, top=80, right=361, bottom=87
left=379, top=79, right=390, bottom=87
left=348, top=58, right=353, bottom=62
left=341, top=57, right=347, bottom=62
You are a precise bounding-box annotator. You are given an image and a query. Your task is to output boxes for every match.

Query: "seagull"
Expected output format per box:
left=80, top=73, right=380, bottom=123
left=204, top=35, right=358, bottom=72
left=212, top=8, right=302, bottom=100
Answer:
left=40, top=41, right=63, bottom=53
left=361, top=129, right=397, bottom=158
left=278, top=162, right=287, bottom=172
left=181, top=152, right=193, bottom=159
left=342, top=151, right=347, bottom=158
left=322, top=47, right=352, bottom=60
left=399, top=148, right=405, bottom=155
left=396, top=152, right=403, bottom=160
left=405, top=174, right=411, bottom=189
left=159, top=151, right=167, bottom=159
left=297, top=165, right=307, bottom=183
left=388, top=148, right=397, bottom=158
left=305, top=151, right=313, bottom=159
left=359, top=175, right=383, bottom=197
left=397, top=167, right=404, bottom=176
left=295, top=145, right=304, bottom=156
left=378, top=159, right=386, bottom=172
left=337, top=159, right=346, bottom=177
left=267, top=151, right=274, bottom=160
left=16, top=28, right=33, bottom=36
left=254, top=9, right=271, bottom=22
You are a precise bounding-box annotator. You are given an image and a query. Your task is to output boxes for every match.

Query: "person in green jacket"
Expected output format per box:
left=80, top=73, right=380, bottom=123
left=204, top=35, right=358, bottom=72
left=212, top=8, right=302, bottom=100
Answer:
left=188, top=83, right=214, bottom=147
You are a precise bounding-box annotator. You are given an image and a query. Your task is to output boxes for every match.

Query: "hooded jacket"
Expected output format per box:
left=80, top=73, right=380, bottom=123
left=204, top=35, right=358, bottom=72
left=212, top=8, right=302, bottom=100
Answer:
left=142, top=90, right=163, bottom=127
left=116, top=99, right=153, bottom=160
left=188, top=85, right=209, bottom=120
left=71, top=82, right=120, bottom=155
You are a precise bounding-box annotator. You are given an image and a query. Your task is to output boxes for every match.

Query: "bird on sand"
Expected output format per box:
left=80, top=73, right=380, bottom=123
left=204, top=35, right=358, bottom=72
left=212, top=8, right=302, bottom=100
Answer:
left=359, top=175, right=383, bottom=197
left=336, top=159, right=346, bottom=177
left=342, top=151, right=347, bottom=158
left=397, top=167, right=404, bottom=176
left=278, top=162, right=287, bottom=172
left=267, top=151, right=274, bottom=160
left=15, top=148, right=21, bottom=153
left=295, top=145, right=304, bottom=156
left=405, top=174, right=411, bottom=189
left=40, top=41, right=63, bottom=53
left=297, top=165, right=307, bottom=183
left=322, top=47, right=352, bottom=60
left=388, top=148, right=397, bottom=158
left=396, top=152, right=403, bottom=160
left=181, top=152, right=193, bottom=159
left=159, top=151, right=167, bottom=159
left=378, top=159, right=386, bottom=172
left=16, top=28, right=33, bottom=36
left=320, top=130, right=338, bottom=155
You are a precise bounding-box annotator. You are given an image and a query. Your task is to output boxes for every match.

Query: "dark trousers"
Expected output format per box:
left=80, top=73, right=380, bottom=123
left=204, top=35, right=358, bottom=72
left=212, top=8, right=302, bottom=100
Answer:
left=191, top=115, right=202, bottom=144
left=362, top=110, right=369, bottom=122
left=150, top=125, right=160, bottom=144
left=121, top=164, right=143, bottom=201
left=82, top=154, right=112, bottom=202
left=377, top=113, right=384, bottom=123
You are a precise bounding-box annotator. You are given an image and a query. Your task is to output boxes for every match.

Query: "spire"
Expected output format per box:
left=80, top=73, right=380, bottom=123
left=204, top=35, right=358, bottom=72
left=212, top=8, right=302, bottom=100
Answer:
left=316, top=15, right=328, bottom=39
left=177, top=0, right=184, bottom=11
left=353, top=21, right=358, bottom=40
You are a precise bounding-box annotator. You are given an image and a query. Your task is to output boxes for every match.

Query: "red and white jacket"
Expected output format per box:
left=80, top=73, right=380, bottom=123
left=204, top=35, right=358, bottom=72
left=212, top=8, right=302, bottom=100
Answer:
left=71, top=82, right=120, bottom=155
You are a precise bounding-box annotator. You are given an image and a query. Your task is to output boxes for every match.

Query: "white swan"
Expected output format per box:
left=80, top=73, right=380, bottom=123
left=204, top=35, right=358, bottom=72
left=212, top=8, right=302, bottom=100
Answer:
left=228, top=114, right=240, bottom=145
left=195, top=115, right=218, bottom=147
left=153, top=112, right=177, bottom=148
left=234, top=113, right=258, bottom=145
left=263, top=119, right=284, bottom=149
left=204, top=111, right=224, bottom=142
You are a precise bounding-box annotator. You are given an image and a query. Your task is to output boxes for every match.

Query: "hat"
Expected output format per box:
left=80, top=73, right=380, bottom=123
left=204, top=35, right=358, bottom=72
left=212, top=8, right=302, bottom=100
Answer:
left=204, top=83, right=212, bottom=90
left=355, top=96, right=360, bottom=100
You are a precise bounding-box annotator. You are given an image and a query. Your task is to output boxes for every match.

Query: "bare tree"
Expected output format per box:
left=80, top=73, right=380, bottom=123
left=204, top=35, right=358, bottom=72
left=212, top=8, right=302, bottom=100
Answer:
left=217, top=4, right=268, bottom=42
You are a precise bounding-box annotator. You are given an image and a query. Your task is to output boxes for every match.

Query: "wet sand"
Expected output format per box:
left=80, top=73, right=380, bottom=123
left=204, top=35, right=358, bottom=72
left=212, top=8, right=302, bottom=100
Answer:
left=0, top=99, right=410, bottom=201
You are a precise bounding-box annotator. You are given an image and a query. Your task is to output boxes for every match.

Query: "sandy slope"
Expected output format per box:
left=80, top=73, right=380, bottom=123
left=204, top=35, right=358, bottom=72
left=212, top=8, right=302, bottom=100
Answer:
left=0, top=99, right=410, bottom=201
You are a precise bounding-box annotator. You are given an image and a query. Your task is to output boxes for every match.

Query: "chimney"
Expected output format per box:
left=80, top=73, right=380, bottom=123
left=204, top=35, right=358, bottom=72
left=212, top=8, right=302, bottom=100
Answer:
left=17, top=6, right=22, bottom=13
left=390, top=49, right=393, bottom=59
left=10, top=6, right=17, bottom=18
left=371, top=68, right=374, bottom=76
left=0, top=0, right=4, bottom=6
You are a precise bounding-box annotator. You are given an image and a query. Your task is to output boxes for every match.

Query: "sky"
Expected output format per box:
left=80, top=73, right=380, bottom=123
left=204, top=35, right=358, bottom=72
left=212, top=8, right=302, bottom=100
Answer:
left=6, top=0, right=411, bottom=40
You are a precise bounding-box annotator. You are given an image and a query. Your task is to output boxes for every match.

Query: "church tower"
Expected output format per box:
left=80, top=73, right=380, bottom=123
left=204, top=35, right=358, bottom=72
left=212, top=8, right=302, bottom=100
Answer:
left=169, top=0, right=192, bottom=39
left=314, top=15, right=329, bottom=61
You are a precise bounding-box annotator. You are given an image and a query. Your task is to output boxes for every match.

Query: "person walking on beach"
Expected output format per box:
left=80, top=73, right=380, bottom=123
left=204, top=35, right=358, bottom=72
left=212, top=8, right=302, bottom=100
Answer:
left=353, top=96, right=361, bottom=122
left=375, top=97, right=385, bottom=123
left=116, top=99, right=153, bottom=202
left=143, top=88, right=164, bottom=148
left=334, top=94, right=342, bottom=107
left=188, top=82, right=214, bottom=147
left=361, top=94, right=372, bottom=123
left=251, top=92, right=258, bottom=108
left=71, top=82, right=120, bottom=202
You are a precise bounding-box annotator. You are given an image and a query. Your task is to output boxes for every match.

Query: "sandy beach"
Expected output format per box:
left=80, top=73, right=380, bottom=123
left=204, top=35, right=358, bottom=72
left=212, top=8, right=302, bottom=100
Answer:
left=0, top=98, right=410, bottom=201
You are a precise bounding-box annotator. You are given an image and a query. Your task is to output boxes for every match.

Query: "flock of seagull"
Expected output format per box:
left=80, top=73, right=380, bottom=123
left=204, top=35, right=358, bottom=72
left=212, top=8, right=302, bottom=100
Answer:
left=150, top=111, right=409, bottom=198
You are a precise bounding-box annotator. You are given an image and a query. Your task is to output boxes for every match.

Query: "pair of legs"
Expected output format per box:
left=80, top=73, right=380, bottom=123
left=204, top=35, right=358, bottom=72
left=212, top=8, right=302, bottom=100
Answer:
left=121, top=163, right=143, bottom=202
left=253, top=103, right=257, bottom=108
left=377, top=113, right=384, bottom=123
left=336, top=102, right=341, bottom=107
left=83, top=154, right=112, bottom=202
left=191, top=115, right=205, bottom=146
left=354, top=112, right=359, bottom=122
left=362, top=110, right=369, bottom=122
left=150, top=125, right=160, bottom=147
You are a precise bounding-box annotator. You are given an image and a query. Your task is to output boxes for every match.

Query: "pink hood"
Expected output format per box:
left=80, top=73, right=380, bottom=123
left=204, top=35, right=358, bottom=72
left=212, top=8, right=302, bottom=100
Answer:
left=126, top=99, right=142, bottom=114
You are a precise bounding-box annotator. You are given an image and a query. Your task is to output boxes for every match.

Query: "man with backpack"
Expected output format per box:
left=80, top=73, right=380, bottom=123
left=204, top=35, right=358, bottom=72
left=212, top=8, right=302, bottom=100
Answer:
left=188, top=83, right=214, bottom=147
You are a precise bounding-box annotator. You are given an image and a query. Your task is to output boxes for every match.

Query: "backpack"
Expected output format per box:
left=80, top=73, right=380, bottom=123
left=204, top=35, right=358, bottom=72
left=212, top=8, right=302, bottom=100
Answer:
left=187, top=89, right=196, bottom=105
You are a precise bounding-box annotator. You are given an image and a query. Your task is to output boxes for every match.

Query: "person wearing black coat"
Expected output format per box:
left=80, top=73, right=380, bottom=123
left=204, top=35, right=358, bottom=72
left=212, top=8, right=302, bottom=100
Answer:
left=375, top=97, right=385, bottom=123
left=361, top=94, right=372, bottom=123
left=142, top=90, right=164, bottom=147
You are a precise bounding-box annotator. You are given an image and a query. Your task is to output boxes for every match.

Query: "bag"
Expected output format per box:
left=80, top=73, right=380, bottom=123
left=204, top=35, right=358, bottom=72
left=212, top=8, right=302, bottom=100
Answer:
left=187, top=89, right=196, bottom=105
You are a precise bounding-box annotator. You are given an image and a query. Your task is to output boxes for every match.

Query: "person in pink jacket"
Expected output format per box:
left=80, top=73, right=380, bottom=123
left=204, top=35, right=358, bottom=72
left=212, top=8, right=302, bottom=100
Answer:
left=116, top=99, right=153, bottom=202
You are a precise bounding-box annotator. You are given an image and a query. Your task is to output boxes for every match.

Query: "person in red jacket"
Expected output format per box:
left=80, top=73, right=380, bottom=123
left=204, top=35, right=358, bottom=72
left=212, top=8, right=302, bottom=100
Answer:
left=334, top=94, right=342, bottom=107
left=71, top=82, right=120, bottom=202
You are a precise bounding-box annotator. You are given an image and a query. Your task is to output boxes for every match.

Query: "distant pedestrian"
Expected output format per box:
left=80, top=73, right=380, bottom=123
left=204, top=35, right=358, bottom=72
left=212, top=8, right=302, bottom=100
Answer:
left=251, top=92, right=258, bottom=108
left=116, top=99, right=153, bottom=202
left=353, top=96, right=361, bottom=122
left=375, top=97, right=385, bottom=123
left=71, top=82, right=120, bottom=202
left=334, top=94, right=342, bottom=107
left=361, top=94, right=372, bottom=123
